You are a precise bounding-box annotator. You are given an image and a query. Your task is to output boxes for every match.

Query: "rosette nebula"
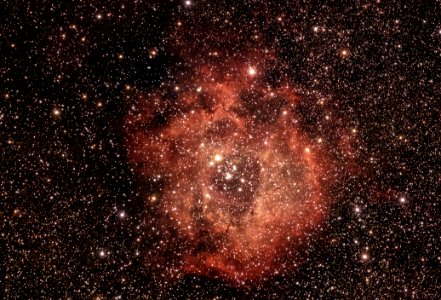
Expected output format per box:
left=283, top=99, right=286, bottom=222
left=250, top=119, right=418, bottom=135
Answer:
left=125, top=57, right=333, bottom=283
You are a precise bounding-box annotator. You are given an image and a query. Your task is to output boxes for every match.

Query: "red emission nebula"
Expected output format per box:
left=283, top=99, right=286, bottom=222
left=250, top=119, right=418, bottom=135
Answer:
left=125, top=53, right=339, bottom=284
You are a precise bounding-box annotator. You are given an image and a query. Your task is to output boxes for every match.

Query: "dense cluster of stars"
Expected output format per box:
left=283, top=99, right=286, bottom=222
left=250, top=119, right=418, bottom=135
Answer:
left=3, top=0, right=440, bottom=299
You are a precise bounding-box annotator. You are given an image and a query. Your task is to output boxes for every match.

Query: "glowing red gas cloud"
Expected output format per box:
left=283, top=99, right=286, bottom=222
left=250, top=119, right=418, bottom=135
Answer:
left=125, top=53, right=336, bottom=284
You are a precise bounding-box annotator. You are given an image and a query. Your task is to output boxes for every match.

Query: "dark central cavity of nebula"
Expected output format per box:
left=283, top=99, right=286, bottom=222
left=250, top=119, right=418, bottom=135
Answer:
left=125, top=53, right=338, bottom=284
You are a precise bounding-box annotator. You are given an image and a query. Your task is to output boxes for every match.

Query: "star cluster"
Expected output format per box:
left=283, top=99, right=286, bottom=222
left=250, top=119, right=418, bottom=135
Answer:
left=3, top=0, right=440, bottom=299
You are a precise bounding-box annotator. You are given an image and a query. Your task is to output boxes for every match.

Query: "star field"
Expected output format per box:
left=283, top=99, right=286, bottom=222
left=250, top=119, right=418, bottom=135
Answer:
left=3, top=1, right=440, bottom=299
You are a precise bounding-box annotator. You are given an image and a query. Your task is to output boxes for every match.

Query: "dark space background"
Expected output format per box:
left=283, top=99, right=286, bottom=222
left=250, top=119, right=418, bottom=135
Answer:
left=2, top=1, right=440, bottom=299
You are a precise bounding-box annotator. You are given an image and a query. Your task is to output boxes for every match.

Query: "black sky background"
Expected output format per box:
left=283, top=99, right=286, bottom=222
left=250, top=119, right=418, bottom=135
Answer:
left=3, top=1, right=440, bottom=298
